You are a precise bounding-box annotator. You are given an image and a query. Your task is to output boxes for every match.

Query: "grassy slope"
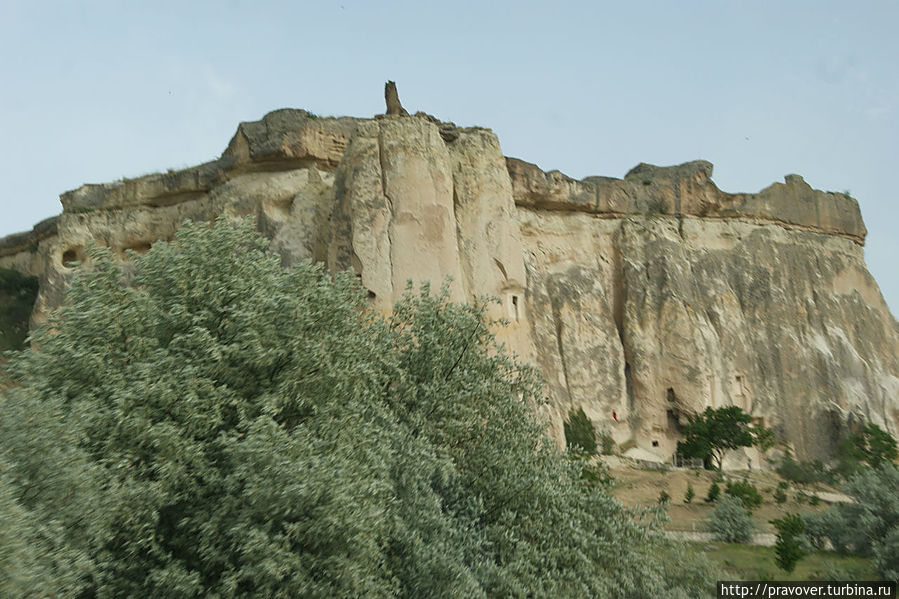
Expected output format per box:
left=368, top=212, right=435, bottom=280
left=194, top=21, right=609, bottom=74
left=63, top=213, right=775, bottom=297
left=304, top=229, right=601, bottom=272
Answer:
left=695, top=542, right=875, bottom=582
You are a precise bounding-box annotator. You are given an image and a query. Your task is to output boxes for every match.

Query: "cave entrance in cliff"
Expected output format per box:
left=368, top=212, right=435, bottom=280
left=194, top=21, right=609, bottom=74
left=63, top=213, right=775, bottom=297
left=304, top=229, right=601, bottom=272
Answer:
left=506, top=293, right=522, bottom=323
left=665, top=388, right=683, bottom=432
left=61, top=247, right=83, bottom=268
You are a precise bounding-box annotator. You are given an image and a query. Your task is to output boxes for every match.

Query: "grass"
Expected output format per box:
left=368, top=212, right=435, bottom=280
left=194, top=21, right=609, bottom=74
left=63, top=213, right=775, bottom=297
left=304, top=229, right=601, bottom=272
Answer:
left=692, top=542, right=875, bottom=582
left=610, top=465, right=839, bottom=533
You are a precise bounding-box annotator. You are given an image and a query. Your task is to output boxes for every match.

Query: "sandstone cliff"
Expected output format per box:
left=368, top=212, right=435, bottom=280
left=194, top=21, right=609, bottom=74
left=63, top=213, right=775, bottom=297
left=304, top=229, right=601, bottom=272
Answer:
left=2, top=107, right=896, bottom=464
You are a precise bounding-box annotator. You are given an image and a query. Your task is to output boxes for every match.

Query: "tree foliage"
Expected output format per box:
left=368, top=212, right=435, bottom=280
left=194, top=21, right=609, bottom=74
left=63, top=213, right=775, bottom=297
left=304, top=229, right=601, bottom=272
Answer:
left=0, top=267, right=38, bottom=351
left=776, top=454, right=832, bottom=487
left=704, top=497, right=755, bottom=543
left=834, top=422, right=898, bottom=478
left=676, top=406, right=771, bottom=470
left=724, top=480, right=763, bottom=511
left=803, top=463, right=899, bottom=581
left=564, top=407, right=597, bottom=455
left=0, top=218, right=715, bottom=598
left=771, top=513, right=807, bottom=573
left=704, top=482, right=721, bottom=503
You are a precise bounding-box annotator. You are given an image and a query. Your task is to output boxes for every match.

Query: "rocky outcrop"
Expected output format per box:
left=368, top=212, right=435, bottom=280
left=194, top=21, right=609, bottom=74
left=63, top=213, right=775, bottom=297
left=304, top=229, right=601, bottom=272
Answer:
left=1, top=105, right=895, bottom=465
left=507, top=158, right=867, bottom=244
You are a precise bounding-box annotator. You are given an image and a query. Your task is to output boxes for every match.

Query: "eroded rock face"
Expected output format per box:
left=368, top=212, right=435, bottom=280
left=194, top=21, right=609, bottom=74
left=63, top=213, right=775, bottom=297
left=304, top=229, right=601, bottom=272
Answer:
left=1, top=107, right=895, bottom=464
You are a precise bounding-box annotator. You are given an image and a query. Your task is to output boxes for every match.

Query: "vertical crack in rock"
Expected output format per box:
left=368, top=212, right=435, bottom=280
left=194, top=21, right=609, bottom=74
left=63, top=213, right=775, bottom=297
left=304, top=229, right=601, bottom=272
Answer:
left=376, top=124, right=396, bottom=283
left=549, top=286, right=574, bottom=404
left=611, top=227, right=625, bottom=345
left=624, top=362, right=636, bottom=418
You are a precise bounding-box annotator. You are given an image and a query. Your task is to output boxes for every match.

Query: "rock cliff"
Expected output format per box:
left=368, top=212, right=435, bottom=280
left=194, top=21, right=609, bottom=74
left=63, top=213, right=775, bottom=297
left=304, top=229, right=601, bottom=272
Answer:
left=2, top=106, right=896, bottom=465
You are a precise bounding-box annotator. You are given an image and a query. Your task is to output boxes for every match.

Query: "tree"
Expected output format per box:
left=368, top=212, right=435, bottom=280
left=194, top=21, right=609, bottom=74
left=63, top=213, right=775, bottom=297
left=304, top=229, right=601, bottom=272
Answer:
left=704, top=482, right=721, bottom=503
left=564, top=407, right=597, bottom=454
left=803, top=463, right=899, bottom=581
left=725, top=480, right=763, bottom=511
left=0, top=218, right=715, bottom=598
left=684, top=483, right=695, bottom=504
left=835, top=422, right=897, bottom=478
left=676, top=406, right=771, bottom=470
left=771, top=514, right=807, bottom=573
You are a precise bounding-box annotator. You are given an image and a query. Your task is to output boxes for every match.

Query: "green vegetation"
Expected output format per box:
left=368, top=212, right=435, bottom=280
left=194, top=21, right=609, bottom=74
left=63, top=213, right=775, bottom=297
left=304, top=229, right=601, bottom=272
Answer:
left=774, top=482, right=788, bottom=504
left=0, top=218, right=715, bottom=598
left=803, top=463, right=899, bottom=581
left=684, top=483, right=695, bottom=504
left=658, top=490, right=670, bottom=504
left=834, top=422, right=897, bottom=478
left=776, top=454, right=831, bottom=487
left=771, top=514, right=807, bottom=573
left=599, top=432, right=615, bottom=455
left=676, top=406, right=772, bottom=470
left=696, top=542, right=875, bottom=582
left=725, top=480, right=763, bottom=511
left=705, top=481, right=721, bottom=503
left=0, top=267, right=38, bottom=351
left=705, top=496, right=756, bottom=543
left=564, top=406, right=597, bottom=455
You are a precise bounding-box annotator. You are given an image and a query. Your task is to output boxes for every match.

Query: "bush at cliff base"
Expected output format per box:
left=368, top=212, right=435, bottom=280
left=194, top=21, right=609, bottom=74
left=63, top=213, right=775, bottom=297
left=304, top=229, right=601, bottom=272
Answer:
left=804, top=463, right=899, bottom=582
left=0, top=218, right=715, bottom=598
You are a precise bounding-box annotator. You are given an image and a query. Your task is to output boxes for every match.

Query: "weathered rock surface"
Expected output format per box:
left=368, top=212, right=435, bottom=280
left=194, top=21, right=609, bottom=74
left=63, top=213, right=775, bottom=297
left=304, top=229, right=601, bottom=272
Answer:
left=508, top=157, right=867, bottom=244
left=2, top=106, right=895, bottom=464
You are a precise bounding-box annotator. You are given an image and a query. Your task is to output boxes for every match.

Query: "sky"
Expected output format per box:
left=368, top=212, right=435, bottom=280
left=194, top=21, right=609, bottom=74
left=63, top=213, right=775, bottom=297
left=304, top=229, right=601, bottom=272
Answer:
left=1, top=0, right=897, bottom=316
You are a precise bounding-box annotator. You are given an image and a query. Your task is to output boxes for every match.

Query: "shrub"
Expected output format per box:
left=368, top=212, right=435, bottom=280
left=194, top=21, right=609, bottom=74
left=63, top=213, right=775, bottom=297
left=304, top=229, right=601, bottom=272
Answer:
left=684, top=483, right=695, bottom=504
left=599, top=433, right=616, bottom=455
left=564, top=406, right=597, bottom=455
left=802, top=464, right=899, bottom=581
left=658, top=490, right=671, bottom=505
left=774, top=482, right=788, bottom=504
left=873, top=527, right=899, bottom=583
left=725, top=480, right=763, bottom=511
left=835, top=423, right=898, bottom=478
left=771, top=513, right=807, bottom=573
left=777, top=454, right=831, bottom=486
left=705, top=481, right=721, bottom=503
left=705, top=497, right=756, bottom=543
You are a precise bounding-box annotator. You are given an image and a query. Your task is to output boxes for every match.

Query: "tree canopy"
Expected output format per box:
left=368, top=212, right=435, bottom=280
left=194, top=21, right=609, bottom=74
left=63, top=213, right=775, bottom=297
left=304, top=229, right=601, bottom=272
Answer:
left=676, top=405, right=771, bottom=470
left=0, top=218, right=713, bottom=598
left=835, top=422, right=898, bottom=477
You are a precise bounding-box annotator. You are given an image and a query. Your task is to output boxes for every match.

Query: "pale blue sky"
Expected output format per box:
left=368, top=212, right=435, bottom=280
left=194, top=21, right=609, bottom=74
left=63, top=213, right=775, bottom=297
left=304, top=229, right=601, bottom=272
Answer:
left=1, top=1, right=897, bottom=316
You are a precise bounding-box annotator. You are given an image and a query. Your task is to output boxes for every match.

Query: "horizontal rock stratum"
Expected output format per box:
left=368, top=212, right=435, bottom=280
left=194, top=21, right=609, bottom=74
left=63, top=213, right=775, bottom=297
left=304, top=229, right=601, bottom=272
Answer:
left=2, top=107, right=896, bottom=465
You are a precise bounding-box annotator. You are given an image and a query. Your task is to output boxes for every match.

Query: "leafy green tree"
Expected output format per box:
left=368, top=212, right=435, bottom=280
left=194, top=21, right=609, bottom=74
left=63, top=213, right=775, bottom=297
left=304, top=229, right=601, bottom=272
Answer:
left=776, top=454, right=832, bottom=487
left=564, top=406, right=597, bottom=454
left=704, top=497, right=755, bottom=543
left=835, top=423, right=898, bottom=478
left=676, top=406, right=772, bottom=470
left=725, top=480, right=763, bottom=511
left=704, top=482, right=721, bottom=503
left=771, top=514, right=807, bottom=573
left=0, top=218, right=715, bottom=598
left=684, top=483, right=695, bottom=504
